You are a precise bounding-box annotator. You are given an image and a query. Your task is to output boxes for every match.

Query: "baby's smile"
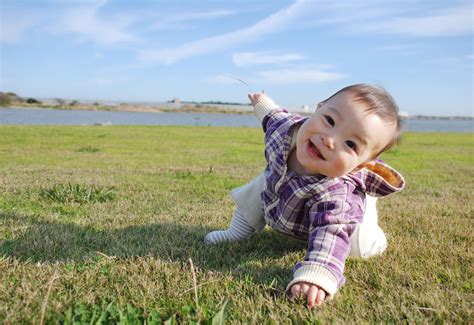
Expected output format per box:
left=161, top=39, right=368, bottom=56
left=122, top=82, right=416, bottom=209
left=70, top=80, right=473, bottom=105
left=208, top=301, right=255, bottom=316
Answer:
left=307, top=141, right=325, bottom=160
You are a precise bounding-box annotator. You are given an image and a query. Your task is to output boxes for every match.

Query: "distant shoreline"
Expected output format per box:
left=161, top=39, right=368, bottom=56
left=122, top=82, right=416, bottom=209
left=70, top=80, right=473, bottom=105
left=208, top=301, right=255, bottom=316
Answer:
left=2, top=91, right=473, bottom=119
left=2, top=102, right=255, bottom=115
left=2, top=103, right=473, bottom=121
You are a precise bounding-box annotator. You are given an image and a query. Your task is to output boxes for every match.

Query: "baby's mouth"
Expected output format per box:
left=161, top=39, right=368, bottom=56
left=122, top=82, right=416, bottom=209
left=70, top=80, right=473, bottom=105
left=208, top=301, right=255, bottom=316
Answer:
left=308, top=141, right=325, bottom=160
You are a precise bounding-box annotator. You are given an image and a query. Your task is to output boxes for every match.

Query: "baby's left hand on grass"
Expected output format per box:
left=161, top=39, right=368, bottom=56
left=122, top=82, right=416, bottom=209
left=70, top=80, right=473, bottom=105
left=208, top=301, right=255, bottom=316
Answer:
left=290, top=282, right=327, bottom=308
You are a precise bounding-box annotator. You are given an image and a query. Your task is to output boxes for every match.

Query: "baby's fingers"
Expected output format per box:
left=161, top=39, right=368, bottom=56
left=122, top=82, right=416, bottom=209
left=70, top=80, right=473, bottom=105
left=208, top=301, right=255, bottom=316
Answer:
left=290, top=283, right=302, bottom=299
left=315, top=289, right=326, bottom=306
left=248, top=93, right=261, bottom=105
left=306, top=286, right=319, bottom=308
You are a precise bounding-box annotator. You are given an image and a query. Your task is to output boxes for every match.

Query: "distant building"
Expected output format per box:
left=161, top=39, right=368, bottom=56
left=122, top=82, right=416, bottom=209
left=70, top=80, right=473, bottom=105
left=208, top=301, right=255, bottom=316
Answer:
left=170, top=97, right=181, bottom=104
left=399, top=111, right=409, bottom=118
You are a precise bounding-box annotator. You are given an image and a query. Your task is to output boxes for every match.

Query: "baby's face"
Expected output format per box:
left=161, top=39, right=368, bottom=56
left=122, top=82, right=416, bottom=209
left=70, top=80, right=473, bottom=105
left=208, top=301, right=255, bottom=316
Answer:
left=295, top=92, right=395, bottom=177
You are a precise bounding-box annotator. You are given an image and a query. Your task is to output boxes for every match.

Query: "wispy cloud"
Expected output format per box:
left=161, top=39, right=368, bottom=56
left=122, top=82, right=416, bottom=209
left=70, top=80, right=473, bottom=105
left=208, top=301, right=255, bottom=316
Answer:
left=50, top=0, right=139, bottom=45
left=149, top=9, right=235, bottom=30
left=1, top=19, right=34, bottom=44
left=211, top=66, right=345, bottom=86
left=302, top=1, right=472, bottom=37
left=167, top=10, right=236, bottom=22
left=1, top=0, right=139, bottom=46
left=138, top=0, right=311, bottom=64
left=355, top=3, right=473, bottom=37
left=255, top=67, right=345, bottom=84
left=374, top=44, right=419, bottom=56
left=232, top=51, right=305, bottom=67
left=306, top=2, right=403, bottom=26
left=0, top=7, right=42, bottom=44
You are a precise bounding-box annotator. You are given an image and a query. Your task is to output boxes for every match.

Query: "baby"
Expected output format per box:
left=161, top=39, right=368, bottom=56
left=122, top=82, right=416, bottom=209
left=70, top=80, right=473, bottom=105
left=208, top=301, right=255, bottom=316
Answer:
left=205, top=84, right=405, bottom=307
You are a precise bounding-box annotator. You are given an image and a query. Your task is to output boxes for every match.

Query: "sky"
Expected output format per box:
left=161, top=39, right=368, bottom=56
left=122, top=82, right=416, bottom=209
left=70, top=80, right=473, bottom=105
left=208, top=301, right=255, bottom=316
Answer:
left=1, top=0, right=473, bottom=116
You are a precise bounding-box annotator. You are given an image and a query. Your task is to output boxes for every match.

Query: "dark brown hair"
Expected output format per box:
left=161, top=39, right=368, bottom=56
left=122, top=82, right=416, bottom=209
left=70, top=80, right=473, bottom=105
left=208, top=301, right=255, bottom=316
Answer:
left=324, top=83, right=402, bottom=157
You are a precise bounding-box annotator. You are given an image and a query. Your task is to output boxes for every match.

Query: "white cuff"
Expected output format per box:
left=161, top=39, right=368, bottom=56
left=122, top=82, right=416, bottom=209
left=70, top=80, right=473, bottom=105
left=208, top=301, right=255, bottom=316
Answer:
left=254, top=97, right=280, bottom=122
left=286, top=265, right=338, bottom=300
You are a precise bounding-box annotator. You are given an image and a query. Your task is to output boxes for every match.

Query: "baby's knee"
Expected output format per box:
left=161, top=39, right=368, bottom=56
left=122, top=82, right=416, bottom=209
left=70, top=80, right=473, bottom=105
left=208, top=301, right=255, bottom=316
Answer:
left=349, top=223, right=387, bottom=259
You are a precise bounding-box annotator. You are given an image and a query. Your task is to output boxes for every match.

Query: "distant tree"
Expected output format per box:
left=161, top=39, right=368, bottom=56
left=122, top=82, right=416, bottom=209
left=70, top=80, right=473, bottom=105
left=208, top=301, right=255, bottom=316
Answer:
left=0, top=92, right=25, bottom=105
left=69, top=100, right=79, bottom=106
left=0, top=93, right=12, bottom=106
left=27, top=98, right=42, bottom=104
left=55, top=98, right=67, bottom=106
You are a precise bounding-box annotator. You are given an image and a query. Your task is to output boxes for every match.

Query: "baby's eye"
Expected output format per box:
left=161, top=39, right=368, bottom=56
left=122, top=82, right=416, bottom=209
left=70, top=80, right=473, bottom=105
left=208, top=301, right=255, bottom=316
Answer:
left=324, top=115, right=335, bottom=126
left=345, top=140, right=357, bottom=151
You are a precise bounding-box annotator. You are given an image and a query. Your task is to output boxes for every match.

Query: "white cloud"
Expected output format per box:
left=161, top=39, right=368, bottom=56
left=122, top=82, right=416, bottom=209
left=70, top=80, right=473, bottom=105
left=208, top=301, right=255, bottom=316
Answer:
left=49, top=0, right=139, bottom=45
left=357, top=4, right=473, bottom=37
left=138, top=1, right=473, bottom=65
left=138, top=0, right=311, bottom=64
left=308, top=3, right=403, bottom=26
left=1, top=20, right=32, bottom=44
left=0, top=8, right=41, bottom=44
left=232, top=51, right=305, bottom=67
left=149, top=10, right=236, bottom=31
left=211, top=67, right=345, bottom=86
left=170, top=10, right=235, bottom=22
left=374, top=44, right=419, bottom=56
left=255, top=68, right=345, bottom=84
left=1, top=0, right=139, bottom=46
left=302, top=1, right=473, bottom=37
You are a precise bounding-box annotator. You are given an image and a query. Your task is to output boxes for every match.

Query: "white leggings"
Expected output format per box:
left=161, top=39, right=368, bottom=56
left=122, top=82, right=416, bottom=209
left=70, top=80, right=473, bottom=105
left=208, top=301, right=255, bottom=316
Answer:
left=231, top=173, right=387, bottom=259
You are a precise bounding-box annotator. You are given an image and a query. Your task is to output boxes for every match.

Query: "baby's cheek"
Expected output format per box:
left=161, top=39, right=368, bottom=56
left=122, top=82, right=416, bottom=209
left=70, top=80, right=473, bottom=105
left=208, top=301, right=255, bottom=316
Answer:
left=333, top=156, right=352, bottom=175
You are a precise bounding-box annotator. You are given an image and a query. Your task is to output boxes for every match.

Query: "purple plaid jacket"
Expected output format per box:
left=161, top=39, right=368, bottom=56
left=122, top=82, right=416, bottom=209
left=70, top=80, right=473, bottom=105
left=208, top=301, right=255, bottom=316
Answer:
left=260, top=109, right=405, bottom=293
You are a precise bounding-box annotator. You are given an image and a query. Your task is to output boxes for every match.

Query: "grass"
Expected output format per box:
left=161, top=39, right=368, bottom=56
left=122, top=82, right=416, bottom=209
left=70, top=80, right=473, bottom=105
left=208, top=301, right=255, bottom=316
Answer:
left=40, top=183, right=117, bottom=204
left=0, top=125, right=472, bottom=323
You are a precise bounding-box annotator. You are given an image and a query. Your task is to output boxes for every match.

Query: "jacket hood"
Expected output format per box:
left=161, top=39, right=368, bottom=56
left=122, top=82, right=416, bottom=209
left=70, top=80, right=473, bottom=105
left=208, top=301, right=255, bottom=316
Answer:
left=346, top=161, right=405, bottom=197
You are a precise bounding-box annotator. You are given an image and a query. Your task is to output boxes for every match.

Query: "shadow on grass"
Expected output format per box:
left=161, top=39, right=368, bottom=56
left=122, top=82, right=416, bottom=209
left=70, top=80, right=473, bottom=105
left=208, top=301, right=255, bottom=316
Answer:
left=1, top=211, right=306, bottom=284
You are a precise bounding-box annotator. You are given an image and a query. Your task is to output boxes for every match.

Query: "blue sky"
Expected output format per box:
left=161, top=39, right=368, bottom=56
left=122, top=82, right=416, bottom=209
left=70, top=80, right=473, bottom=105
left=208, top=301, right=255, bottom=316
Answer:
left=1, top=0, right=473, bottom=116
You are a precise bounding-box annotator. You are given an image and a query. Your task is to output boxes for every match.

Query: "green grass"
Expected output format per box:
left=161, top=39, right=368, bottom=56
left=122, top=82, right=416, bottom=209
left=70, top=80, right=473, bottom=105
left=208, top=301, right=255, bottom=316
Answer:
left=40, top=183, right=117, bottom=204
left=0, top=126, right=472, bottom=323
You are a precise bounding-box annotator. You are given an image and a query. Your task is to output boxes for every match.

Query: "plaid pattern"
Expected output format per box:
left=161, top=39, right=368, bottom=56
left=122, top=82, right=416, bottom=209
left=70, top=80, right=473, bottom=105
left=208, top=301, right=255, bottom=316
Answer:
left=260, top=109, right=405, bottom=289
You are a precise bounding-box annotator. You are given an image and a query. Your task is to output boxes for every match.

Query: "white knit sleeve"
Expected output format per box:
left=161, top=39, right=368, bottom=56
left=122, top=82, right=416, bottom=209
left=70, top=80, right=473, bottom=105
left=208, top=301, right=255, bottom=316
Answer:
left=286, top=265, right=339, bottom=300
left=253, top=97, right=280, bottom=122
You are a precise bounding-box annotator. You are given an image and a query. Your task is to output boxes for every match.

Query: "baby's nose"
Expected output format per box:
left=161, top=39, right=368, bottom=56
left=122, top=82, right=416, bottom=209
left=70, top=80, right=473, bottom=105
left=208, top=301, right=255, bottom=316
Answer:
left=322, top=135, right=335, bottom=150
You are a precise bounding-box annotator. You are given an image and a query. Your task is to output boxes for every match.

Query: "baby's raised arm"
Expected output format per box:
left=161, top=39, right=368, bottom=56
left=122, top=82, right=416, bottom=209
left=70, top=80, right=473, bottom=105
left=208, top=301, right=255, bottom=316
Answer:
left=248, top=93, right=281, bottom=123
left=248, top=93, right=267, bottom=106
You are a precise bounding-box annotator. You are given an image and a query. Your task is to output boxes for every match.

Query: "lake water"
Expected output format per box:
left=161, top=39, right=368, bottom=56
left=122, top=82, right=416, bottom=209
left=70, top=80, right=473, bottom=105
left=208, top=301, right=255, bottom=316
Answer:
left=1, top=107, right=473, bottom=132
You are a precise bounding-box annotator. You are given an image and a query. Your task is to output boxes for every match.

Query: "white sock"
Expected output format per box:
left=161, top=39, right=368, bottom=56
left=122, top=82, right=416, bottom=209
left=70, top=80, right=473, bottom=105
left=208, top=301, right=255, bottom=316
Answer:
left=204, top=208, right=255, bottom=245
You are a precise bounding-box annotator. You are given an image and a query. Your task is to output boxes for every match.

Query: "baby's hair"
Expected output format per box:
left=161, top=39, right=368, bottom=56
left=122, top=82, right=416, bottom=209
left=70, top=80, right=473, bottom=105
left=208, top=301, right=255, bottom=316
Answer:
left=324, top=84, right=402, bottom=156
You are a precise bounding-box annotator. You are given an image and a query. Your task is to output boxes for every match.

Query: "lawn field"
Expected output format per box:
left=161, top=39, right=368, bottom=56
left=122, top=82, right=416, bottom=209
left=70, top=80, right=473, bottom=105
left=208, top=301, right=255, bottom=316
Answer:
left=0, top=125, right=472, bottom=323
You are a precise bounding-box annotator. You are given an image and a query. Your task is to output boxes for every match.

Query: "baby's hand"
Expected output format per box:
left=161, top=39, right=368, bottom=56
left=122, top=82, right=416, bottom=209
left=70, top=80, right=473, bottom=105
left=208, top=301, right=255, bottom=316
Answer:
left=248, top=92, right=270, bottom=106
left=290, top=282, right=327, bottom=308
